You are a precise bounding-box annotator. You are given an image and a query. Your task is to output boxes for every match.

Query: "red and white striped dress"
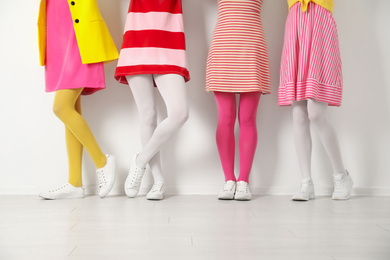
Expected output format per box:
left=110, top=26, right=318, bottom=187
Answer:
left=206, top=0, right=271, bottom=93
left=115, top=0, right=190, bottom=84
left=278, top=2, right=343, bottom=106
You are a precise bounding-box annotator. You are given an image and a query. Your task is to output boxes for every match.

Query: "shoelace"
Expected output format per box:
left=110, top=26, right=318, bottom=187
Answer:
left=50, top=184, right=69, bottom=192
left=223, top=183, right=232, bottom=191
left=96, top=169, right=107, bottom=188
left=300, top=182, right=311, bottom=192
left=151, top=184, right=163, bottom=192
left=130, top=168, right=144, bottom=188
left=236, top=184, right=248, bottom=193
left=334, top=179, right=344, bottom=190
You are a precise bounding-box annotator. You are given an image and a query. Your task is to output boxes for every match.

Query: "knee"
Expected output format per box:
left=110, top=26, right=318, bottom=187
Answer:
left=218, top=109, right=236, bottom=127
left=139, top=110, right=158, bottom=129
left=307, top=108, right=326, bottom=125
left=238, top=113, right=257, bottom=128
left=169, top=107, right=189, bottom=129
left=52, top=101, right=69, bottom=120
left=292, top=107, right=309, bottom=125
left=175, top=108, right=189, bottom=127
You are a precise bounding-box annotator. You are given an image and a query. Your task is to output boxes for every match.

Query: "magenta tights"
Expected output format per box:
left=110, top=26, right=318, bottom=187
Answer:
left=214, top=91, right=261, bottom=183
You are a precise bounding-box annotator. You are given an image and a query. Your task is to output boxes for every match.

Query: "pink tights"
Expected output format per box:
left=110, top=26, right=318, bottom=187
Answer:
left=214, top=91, right=261, bottom=183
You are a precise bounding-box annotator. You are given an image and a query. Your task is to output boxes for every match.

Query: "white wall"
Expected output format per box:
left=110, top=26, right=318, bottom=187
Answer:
left=0, top=0, right=389, bottom=196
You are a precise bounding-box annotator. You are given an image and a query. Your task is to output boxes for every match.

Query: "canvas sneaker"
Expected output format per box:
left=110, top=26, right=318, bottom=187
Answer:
left=146, top=183, right=165, bottom=200
left=39, top=183, right=85, bottom=200
left=234, top=181, right=252, bottom=201
left=96, top=154, right=116, bottom=198
left=124, top=153, right=146, bottom=198
left=332, top=172, right=353, bottom=200
left=292, top=178, right=315, bottom=201
left=218, top=180, right=236, bottom=200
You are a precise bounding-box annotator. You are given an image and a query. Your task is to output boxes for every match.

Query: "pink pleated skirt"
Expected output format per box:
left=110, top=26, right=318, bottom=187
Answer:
left=45, top=0, right=105, bottom=95
left=278, top=2, right=343, bottom=106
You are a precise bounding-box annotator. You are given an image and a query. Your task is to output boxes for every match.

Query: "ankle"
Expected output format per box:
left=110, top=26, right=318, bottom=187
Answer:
left=301, top=177, right=313, bottom=183
left=69, top=182, right=83, bottom=188
left=96, top=154, right=108, bottom=169
left=135, top=153, right=147, bottom=169
left=333, top=171, right=347, bottom=179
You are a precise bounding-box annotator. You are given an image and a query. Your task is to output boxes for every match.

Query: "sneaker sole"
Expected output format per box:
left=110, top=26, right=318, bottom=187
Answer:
left=218, top=197, right=234, bottom=200
left=292, top=196, right=315, bottom=201
left=234, top=195, right=252, bottom=201
left=146, top=195, right=164, bottom=200
left=39, top=194, right=85, bottom=200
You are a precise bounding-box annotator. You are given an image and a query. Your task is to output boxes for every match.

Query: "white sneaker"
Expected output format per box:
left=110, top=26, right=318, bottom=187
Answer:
left=218, top=181, right=236, bottom=200
left=234, top=181, right=252, bottom=201
left=146, top=183, right=165, bottom=200
left=96, top=154, right=116, bottom=198
left=124, top=153, right=146, bottom=198
left=39, top=183, right=85, bottom=200
left=332, top=172, right=353, bottom=200
left=292, top=178, right=315, bottom=201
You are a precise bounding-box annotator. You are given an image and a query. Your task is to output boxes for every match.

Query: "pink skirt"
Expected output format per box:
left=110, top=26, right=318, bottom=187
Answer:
left=45, top=0, right=105, bottom=95
left=278, top=2, right=343, bottom=106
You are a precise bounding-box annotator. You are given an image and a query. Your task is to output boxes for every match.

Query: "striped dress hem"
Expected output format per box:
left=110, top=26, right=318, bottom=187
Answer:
left=114, top=0, right=190, bottom=85
left=278, top=2, right=342, bottom=106
left=278, top=78, right=342, bottom=106
left=115, top=65, right=190, bottom=84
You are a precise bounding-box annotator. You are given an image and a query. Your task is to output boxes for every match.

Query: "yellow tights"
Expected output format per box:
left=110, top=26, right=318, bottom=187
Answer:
left=53, top=88, right=107, bottom=187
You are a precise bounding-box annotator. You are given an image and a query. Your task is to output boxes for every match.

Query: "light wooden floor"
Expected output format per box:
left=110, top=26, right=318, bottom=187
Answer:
left=0, top=195, right=389, bottom=260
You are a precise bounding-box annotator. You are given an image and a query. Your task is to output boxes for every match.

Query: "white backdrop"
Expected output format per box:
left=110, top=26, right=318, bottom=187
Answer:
left=0, top=0, right=389, bottom=196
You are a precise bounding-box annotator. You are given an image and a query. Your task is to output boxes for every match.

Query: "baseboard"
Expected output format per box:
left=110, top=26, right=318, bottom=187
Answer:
left=1, top=186, right=390, bottom=196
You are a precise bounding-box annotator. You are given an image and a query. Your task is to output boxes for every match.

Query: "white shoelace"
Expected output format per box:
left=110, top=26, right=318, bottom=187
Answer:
left=300, top=182, right=311, bottom=192
left=150, top=183, right=164, bottom=193
left=50, top=184, right=69, bottom=192
left=96, top=169, right=107, bottom=188
left=236, top=184, right=248, bottom=193
left=223, top=183, right=232, bottom=191
left=130, top=168, right=144, bottom=188
left=334, top=179, right=344, bottom=190
left=333, top=174, right=346, bottom=191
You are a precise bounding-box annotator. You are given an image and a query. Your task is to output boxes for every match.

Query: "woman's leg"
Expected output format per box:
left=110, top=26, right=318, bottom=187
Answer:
left=307, top=99, right=346, bottom=175
left=125, top=74, right=188, bottom=198
left=41, top=88, right=115, bottom=199
left=66, top=96, right=83, bottom=187
left=214, top=91, right=237, bottom=182
left=126, top=74, right=164, bottom=183
left=291, top=100, right=315, bottom=201
left=237, top=92, right=261, bottom=183
left=134, top=74, right=189, bottom=168
left=292, top=100, right=312, bottom=179
left=307, top=99, right=352, bottom=199
left=53, top=88, right=106, bottom=169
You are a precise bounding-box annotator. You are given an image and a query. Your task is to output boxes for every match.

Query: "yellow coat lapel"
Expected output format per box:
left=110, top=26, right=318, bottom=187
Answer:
left=37, top=0, right=46, bottom=66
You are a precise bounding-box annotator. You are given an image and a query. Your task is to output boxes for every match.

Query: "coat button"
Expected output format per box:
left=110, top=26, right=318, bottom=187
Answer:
left=71, top=1, right=75, bottom=5
left=75, top=19, right=79, bottom=23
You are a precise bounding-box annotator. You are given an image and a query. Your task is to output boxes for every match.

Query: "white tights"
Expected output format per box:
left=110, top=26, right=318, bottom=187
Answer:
left=292, top=99, right=346, bottom=180
left=126, top=74, right=189, bottom=183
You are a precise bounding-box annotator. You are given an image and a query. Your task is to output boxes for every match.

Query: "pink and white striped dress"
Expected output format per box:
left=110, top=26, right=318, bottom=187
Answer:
left=206, top=0, right=271, bottom=93
left=115, top=0, right=190, bottom=84
left=278, top=2, right=343, bottom=106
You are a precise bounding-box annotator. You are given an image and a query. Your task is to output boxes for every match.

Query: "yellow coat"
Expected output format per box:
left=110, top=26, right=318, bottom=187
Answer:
left=37, top=0, right=119, bottom=66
